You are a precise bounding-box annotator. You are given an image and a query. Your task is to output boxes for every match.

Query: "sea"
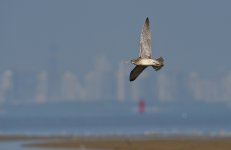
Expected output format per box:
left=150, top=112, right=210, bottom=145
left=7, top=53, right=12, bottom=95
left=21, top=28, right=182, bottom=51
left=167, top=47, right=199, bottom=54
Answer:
left=1, top=100, right=231, bottom=149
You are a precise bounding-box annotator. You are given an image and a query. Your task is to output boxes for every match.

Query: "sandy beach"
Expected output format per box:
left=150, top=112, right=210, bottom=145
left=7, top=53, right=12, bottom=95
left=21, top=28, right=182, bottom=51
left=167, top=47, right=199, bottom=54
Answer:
left=1, top=135, right=231, bottom=150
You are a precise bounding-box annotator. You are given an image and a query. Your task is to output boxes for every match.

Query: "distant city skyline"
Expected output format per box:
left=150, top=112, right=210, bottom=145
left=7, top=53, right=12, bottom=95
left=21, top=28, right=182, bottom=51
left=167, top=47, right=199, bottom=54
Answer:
left=0, top=56, right=231, bottom=105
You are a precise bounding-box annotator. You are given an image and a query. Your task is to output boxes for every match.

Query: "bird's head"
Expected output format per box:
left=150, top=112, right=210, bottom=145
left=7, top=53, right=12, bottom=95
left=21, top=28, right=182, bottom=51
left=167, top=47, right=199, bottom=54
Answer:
left=131, top=59, right=136, bottom=64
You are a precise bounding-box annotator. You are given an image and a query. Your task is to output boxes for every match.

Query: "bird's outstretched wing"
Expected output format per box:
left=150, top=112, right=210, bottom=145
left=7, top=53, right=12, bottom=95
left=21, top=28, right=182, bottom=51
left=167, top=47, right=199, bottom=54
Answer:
left=130, top=65, right=147, bottom=81
left=139, top=17, right=151, bottom=58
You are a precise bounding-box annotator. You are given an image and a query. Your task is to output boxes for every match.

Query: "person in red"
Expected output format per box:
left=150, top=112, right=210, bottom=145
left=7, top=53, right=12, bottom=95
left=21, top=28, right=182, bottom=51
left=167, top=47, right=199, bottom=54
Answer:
left=138, top=100, right=145, bottom=114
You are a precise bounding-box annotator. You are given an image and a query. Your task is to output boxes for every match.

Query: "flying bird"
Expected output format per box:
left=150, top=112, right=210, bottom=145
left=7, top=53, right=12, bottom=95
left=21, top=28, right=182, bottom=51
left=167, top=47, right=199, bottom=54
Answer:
left=130, top=17, right=164, bottom=81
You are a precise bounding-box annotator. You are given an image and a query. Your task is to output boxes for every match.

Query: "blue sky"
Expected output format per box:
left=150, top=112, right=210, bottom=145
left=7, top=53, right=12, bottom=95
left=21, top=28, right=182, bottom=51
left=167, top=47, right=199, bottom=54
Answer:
left=1, top=0, right=231, bottom=77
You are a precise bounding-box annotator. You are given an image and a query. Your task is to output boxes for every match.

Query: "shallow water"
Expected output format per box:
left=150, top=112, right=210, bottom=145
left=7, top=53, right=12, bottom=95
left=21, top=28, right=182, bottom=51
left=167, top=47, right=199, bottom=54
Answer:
left=0, top=141, right=38, bottom=150
left=0, top=141, right=100, bottom=150
left=1, top=114, right=231, bottom=136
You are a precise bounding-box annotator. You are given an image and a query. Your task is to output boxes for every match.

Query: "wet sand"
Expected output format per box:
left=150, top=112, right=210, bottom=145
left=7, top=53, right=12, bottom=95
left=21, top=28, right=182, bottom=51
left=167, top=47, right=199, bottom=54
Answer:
left=2, top=135, right=231, bottom=150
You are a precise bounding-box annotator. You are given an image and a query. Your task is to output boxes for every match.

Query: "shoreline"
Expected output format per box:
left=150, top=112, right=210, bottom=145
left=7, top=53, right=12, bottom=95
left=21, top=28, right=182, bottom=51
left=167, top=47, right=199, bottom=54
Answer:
left=1, top=134, right=231, bottom=150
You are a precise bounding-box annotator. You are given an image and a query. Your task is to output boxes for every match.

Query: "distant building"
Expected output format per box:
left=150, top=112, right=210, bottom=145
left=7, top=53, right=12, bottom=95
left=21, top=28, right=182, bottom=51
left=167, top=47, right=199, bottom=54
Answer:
left=35, top=71, right=48, bottom=103
left=117, top=62, right=126, bottom=102
left=10, top=69, right=37, bottom=103
left=0, top=70, right=13, bottom=103
left=61, top=72, right=78, bottom=101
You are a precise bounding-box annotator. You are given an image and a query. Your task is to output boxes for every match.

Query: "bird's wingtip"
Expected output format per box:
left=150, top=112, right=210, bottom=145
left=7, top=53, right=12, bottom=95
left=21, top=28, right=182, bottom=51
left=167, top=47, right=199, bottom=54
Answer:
left=129, top=78, right=135, bottom=82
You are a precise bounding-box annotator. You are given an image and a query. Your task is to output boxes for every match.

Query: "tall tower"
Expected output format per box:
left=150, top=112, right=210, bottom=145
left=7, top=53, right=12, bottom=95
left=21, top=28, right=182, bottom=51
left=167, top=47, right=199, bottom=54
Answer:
left=117, top=62, right=126, bottom=102
left=47, top=44, right=60, bottom=101
left=0, top=70, right=13, bottom=103
left=35, top=71, right=48, bottom=103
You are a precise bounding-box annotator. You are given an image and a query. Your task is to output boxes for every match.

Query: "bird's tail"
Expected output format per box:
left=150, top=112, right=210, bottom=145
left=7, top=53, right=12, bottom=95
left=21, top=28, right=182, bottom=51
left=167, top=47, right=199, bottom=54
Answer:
left=152, top=57, right=164, bottom=71
left=157, top=57, right=164, bottom=64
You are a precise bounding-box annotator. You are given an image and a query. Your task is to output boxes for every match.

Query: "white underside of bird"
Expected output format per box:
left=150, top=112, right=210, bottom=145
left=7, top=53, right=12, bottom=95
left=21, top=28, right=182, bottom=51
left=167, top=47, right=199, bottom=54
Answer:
left=131, top=58, right=160, bottom=66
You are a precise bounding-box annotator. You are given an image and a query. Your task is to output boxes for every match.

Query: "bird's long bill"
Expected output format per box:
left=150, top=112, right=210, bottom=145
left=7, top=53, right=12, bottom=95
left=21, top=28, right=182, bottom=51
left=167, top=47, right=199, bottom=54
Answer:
left=130, top=65, right=147, bottom=81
